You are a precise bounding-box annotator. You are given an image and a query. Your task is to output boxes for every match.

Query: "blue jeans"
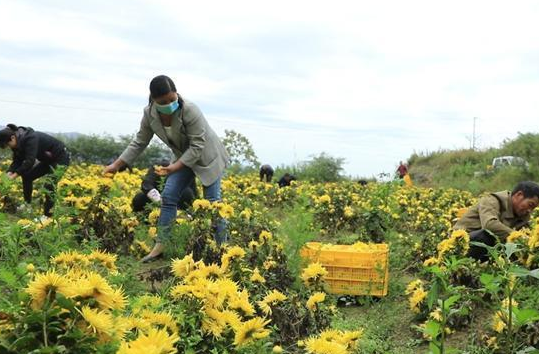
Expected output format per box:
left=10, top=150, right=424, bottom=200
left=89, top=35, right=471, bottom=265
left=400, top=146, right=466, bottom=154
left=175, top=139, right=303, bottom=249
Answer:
left=156, top=167, right=228, bottom=244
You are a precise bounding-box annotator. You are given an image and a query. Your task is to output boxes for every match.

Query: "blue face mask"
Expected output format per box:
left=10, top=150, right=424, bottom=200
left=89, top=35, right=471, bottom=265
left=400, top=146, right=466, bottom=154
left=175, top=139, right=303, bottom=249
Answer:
left=155, top=99, right=180, bottom=115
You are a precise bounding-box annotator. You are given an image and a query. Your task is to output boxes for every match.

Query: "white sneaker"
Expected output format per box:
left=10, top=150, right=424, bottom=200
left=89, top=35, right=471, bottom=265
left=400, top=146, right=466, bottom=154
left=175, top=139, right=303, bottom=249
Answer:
left=17, top=203, right=32, bottom=213
left=147, top=189, right=162, bottom=203
left=33, top=215, right=49, bottom=223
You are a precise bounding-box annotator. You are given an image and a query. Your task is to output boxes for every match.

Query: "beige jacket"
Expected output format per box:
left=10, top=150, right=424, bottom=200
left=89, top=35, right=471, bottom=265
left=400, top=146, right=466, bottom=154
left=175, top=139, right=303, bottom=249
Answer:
left=453, top=191, right=530, bottom=241
left=119, top=99, right=229, bottom=186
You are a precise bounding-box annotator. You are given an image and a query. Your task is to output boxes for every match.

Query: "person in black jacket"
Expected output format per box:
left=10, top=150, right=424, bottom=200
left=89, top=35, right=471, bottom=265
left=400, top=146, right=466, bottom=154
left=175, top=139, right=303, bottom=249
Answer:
left=259, top=164, right=274, bottom=182
left=0, top=124, right=70, bottom=216
left=278, top=173, right=297, bottom=188
left=132, top=160, right=197, bottom=217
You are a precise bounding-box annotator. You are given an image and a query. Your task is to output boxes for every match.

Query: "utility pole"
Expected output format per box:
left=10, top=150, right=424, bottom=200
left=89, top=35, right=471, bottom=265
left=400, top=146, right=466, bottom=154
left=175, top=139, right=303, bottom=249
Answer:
left=472, top=117, right=477, bottom=150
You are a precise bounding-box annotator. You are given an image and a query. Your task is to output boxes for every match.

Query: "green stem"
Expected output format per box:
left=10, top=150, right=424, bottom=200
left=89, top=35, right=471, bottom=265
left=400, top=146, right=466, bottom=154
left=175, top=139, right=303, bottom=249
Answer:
left=508, top=287, right=514, bottom=354
left=440, top=298, right=445, bottom=354
left=42, top=310, right=48, bottom=347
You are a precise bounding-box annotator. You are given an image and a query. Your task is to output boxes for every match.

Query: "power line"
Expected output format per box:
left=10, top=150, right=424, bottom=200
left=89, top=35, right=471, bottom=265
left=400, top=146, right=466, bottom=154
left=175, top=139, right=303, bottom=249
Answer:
left=0, top=98, right=140, bottom=114
left=0, top=97, right=345, bottom=135
left=0, top=97, right=408, bottom=139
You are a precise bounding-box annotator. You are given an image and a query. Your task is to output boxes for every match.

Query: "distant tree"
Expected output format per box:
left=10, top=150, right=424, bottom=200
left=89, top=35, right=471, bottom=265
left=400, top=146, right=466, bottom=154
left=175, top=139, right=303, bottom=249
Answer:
left=59, top=134, right=170, bottom=167
left=298, top=152, right=346, bottom=182
left=501, top=132, right=539, bottom=167
left=222, top=129, right=259, bottom=170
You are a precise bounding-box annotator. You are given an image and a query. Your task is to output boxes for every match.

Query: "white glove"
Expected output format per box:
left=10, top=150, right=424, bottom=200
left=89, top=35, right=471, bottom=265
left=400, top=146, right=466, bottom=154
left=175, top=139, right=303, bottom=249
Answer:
left=147, top=188, right=161, bottom=203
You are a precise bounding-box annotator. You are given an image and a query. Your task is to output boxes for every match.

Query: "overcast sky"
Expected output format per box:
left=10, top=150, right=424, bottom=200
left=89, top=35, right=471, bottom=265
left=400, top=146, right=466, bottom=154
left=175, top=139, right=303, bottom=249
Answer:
left=1, top=0, right=539, bottom=178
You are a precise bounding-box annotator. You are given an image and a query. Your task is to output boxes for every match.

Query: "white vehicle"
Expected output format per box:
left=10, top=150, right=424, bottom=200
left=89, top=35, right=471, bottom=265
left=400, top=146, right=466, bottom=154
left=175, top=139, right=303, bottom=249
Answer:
left=491, top=156, right=529, bottom=169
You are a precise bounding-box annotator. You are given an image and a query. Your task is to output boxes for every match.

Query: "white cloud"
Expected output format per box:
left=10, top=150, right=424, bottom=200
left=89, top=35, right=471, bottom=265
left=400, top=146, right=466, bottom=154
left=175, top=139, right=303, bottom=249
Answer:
left=1, top=0, right=539, bottom=176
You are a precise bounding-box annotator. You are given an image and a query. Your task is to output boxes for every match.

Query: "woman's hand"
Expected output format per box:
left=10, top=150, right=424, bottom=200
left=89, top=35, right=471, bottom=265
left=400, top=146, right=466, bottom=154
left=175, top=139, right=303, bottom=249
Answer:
left=155, top=160, right=183, bottom=176
left=6, top=172, right=18, bottom=180
left=103, top=159, right=126, bottom=175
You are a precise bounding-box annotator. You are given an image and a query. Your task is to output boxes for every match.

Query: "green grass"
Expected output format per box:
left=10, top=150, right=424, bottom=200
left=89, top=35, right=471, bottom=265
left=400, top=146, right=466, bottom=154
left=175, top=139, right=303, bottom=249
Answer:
left=274, top=197, right=317, bottom=279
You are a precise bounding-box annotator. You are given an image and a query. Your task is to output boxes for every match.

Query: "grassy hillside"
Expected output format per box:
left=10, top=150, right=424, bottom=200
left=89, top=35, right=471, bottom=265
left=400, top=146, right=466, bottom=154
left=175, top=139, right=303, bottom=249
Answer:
left=407, top=132, right=539, bottom=193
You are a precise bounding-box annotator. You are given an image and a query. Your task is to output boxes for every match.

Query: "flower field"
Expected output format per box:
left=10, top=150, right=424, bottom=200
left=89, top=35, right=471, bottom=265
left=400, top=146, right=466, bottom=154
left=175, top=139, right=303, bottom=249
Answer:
left=1, top=163, right=539, bottom=353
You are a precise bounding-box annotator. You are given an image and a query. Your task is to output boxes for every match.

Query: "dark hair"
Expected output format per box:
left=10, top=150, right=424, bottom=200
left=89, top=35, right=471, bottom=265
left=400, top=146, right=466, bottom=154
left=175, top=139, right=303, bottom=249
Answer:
left=151, top=159, right=170, bottom=167
left=148, top=75, right=182, bottom=104
left=0, top=124, right=17, bottom=148
left=512, top=181, right=539, bottom=199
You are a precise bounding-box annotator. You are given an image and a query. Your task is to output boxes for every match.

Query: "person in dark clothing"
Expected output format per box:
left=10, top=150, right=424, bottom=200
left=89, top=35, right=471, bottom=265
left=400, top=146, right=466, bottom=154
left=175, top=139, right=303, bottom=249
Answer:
left=278, top=173, right=297, bottom=188
left=132, top=161, right=197, bottom=216
left=0, top=124, right=70, bottom=216
left=358, top=179, right=368, bottom=186
left=259, top=164, right=274, bottom=182
left=396, top=161, right=408, bottom=179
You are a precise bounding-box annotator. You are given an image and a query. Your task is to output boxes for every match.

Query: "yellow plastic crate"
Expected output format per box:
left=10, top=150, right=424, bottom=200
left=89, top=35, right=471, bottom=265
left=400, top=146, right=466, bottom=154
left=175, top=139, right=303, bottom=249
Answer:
left=300, top=242, right=389, bottom=296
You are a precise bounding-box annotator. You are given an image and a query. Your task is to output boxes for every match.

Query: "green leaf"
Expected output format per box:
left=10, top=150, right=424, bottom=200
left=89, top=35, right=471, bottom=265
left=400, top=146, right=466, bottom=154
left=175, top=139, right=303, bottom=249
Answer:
left=529, top=269, right=539, bottom=279
left=55, top=294, right=75, bottom=312
left=505, top=242, right=519, bottom=258
left=513, top=308, right=539, bottom=327
left=480, top=273, right=494, bottom=286
left=480, top=273, right=500, bottom=292
left=424, top=320, right=441, bottom=338
left=470, top=241, right=492, bottom=250
left=11, top=335, right=39, bottom=349
left=427, top=281, right=440, bottom=310
left=444, top=295, right=461, bottom=311
left=0, top=268, right=17, bottom=287
left=429, top=341, right=441, bottom=354
left=509, top=266, right=531, bottom=277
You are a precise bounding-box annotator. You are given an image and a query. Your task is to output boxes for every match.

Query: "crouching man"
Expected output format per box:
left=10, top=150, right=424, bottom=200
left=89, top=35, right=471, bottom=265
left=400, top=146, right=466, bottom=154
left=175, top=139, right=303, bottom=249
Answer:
left=454, top=181, right=539, bottom=262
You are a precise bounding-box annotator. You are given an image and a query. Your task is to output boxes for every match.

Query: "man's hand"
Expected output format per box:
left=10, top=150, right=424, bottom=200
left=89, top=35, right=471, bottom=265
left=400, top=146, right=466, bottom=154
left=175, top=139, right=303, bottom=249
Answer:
left=155, top=160, right=183, bottom=176
left=7, top=172, right=18, bottom=180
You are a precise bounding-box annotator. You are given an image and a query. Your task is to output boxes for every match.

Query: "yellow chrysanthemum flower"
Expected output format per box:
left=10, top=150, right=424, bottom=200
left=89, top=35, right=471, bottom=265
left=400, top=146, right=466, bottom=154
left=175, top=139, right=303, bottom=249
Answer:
left=221, top=246, right=246, bottom=266
left=171, top=254, right=195, bottom=278
left=117, top=328, right=179, bottom=354
left=301, top=263, right=328, bottom=286
left=250, top=268, right=266, bottom=283
left=88, top=249, right=118, bottom=272
left=140, top=310, right=179, bottom=334
left=423, top=257, right=439, bottom=267
left=318, top=195, right=331, bottom=203
left=218, top=203, right=235, bottom=219
left=273, top=345, right=284, bottom=353
left=233, top=317, right=271, bottom=347
left=405, top=279, right=423, bottom=295
left=306, top=292, right=326, bottom=311
left=80, top=306, right=113, bottom=336
left=26, top=263, right=35, bottom=273
left=409, top=288, right=427, bottom=313
left=259, top=230, right=273, bottom=243
left=343, top=206, right=354, bottom=218
left=228, top=290, right=255, bottom=316
left=52, top=250, right=90, bottom=268
left=193, top=199, right=212, bottom=211
left=304, top=337, right=347, bottom=354
left=507, top=230, right=527, bottom=243
left=429, top=308, right=443, bottom=321
left=26, top=270, right=72, bottom=309
left=258, top=290, right=287, bottom=315
left=132, top=295, right=162, bottom=314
